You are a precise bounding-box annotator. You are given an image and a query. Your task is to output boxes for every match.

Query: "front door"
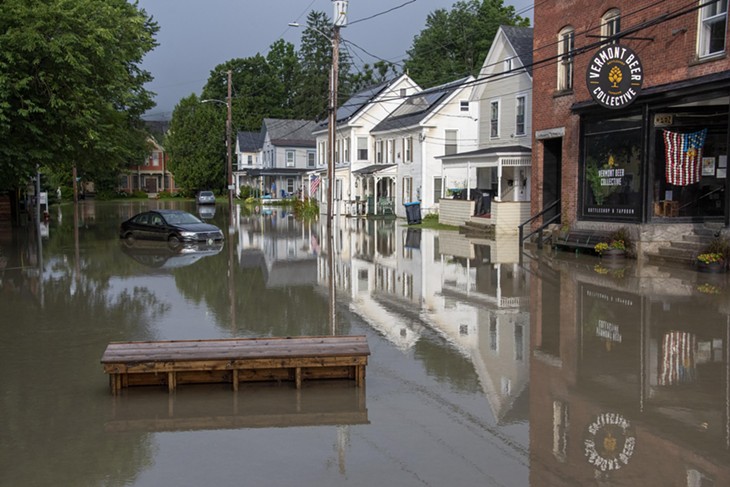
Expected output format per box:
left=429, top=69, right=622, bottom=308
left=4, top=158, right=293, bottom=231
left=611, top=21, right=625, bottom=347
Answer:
left=543, top=138, right=562, bottom=223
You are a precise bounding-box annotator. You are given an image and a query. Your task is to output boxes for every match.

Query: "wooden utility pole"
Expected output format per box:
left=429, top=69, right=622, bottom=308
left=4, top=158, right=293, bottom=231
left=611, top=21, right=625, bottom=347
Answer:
left=227, top=69, right=233, bottom=207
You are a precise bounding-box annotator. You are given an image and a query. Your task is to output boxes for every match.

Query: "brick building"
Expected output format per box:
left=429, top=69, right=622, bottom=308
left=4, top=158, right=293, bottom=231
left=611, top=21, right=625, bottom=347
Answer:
left=532, top=1, right=730, bottom=250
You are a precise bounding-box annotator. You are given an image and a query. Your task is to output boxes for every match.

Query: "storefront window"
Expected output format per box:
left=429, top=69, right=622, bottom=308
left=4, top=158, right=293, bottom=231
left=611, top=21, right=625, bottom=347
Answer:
left=581, top=115, right=643, bottom=221
left=653, top=109, right=727, bottom=219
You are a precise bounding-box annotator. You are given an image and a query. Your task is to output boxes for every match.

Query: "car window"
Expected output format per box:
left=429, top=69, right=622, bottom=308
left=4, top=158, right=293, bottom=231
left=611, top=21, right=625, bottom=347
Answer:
left=134, top=213, right=150, bottom=225
left=152, top=215, right=163, bottom=226
left=201, top=191, right=213, bottom=197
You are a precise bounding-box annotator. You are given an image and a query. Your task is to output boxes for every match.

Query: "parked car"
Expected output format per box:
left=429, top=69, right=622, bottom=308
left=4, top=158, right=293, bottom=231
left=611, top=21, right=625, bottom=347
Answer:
left=120, top=209, right=224, bottom=246
left=197, top=190, right=216, bottom=205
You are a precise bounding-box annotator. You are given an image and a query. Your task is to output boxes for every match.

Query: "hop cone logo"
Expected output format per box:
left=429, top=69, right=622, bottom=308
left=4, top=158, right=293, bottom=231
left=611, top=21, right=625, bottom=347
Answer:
left=608, top=66, right=622, bottom=88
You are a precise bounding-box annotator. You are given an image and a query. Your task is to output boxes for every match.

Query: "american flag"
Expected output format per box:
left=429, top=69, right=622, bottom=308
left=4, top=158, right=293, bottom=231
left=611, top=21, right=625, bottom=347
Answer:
left=659, top=331, right=696, bottom=386
left=663, top=129, right=707, bottom=186
left=310, top=175, right=321, bottom=197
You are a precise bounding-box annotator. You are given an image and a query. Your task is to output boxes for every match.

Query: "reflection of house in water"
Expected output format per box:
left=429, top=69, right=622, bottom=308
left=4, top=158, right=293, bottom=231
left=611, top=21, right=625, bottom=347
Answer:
left=421, top=230, right=530, bottom=423
left=530, top=254, right=730, bottom=485
left=340, top=219, right=530, bottom=423
left=234, top=207, right=317, bottom=288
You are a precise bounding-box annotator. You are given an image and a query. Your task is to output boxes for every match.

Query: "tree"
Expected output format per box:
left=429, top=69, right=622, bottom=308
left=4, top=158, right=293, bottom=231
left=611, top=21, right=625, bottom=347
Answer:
left=404, top=0, right=529, bottom=88
left=295, top=11, right=354, bottom=120
left=0, top=0, right=158, bottom=190
left=165, top=95, right=226, bottom=194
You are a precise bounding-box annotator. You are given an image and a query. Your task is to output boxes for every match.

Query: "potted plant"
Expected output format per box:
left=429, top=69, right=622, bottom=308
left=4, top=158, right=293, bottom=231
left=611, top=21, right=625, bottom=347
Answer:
left=594, top=227, right=632, bottom=259
left=696, top=236, right=730, bottom=273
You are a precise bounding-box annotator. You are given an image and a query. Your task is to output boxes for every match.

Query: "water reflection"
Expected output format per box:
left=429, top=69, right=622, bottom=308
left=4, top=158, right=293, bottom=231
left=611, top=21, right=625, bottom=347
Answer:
left=120, top=240, right=223, bottom=269
left=530, top=252, right=730, bottom=485
left=2, top=200, right=730, bottom=485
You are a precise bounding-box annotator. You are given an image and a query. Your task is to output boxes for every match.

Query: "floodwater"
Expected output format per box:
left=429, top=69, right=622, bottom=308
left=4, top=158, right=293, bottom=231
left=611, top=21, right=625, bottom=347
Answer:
left=0, top=200, right=728, bottom=486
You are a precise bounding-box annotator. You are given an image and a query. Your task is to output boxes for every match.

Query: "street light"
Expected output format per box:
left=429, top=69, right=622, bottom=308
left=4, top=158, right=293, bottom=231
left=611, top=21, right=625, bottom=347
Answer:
left=201, top=69, right=233, bottom=207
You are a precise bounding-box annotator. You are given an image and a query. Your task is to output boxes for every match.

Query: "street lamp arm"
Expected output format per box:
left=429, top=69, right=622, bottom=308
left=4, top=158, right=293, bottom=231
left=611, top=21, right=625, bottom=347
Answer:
left=201, top=99, right=227, bottom=106
left=287, top=22, right=332, bottom=41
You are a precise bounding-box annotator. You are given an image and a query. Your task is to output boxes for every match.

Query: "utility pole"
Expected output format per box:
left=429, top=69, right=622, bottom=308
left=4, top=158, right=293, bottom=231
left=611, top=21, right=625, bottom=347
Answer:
left=226, top=69, right=233, bottom=207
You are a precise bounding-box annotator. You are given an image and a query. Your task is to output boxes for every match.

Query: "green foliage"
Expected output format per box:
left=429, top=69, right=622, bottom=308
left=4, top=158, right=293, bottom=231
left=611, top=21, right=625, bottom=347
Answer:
left=292, top=198, right=319, bottom=220
left=701, top=236, right=730, bottom=258
left=404, top=0, right=529, bottom=87
left=0, top=0, right=158, bottom=190
left=166, top=94, right=226, bottom=194
left=157, top=190, right=180, bottom=199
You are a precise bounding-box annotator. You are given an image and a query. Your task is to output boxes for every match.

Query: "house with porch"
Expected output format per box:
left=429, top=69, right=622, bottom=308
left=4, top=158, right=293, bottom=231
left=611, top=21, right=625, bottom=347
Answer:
left=119, top=136, right=175, bottom=196
left=370, top=76, right=477, bottom=220
left=233, top=131, right=262, bottom=197
left=439, top=25, right=533, bottom=233
left=254, top=118, right=317, bottom=199
left=311, top=74, right=420, bottom=217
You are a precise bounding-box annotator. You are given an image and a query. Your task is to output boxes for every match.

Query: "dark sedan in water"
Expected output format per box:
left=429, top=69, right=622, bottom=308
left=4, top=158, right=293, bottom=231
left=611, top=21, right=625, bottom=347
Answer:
left=120, top=209, right=224, bottom=246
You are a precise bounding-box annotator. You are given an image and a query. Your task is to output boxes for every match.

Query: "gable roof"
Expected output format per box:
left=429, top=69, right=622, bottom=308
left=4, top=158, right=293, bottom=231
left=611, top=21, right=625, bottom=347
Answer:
left=263, top=118, right=317, bottom=148
left=501, top=25, right=533, bottom=76
left=315, top=74, right=412, bottom=132
left=371, top=76, right=473, bottom=133
left=237, top=131, right=262, bottom=152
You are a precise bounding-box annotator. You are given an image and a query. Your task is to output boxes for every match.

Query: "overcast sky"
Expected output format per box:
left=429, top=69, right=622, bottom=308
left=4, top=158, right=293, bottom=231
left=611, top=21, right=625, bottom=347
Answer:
left=136, top=0, right=533, bottom=120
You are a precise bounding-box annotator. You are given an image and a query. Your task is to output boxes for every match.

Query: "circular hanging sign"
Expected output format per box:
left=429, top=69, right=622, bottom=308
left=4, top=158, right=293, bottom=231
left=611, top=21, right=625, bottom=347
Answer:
left=584, top=412, right=636, bottom=472
left=586, top=44, right=643, bottom=109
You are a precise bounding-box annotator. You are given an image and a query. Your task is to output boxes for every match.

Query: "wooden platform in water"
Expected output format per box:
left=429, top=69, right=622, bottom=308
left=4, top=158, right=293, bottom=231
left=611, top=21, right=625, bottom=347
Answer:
left=101, top=335, right=370, bottom=395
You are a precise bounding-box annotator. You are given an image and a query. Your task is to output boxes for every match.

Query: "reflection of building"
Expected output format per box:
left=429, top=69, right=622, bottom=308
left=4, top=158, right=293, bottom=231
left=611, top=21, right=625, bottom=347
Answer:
left=530, top=255, right=730, bottom=485
left=234, top=207, right=317, bottom=288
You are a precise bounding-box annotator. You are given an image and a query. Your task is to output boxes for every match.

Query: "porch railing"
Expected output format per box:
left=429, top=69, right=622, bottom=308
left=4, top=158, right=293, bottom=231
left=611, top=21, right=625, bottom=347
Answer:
left=518, top=199, right=561, bottom=249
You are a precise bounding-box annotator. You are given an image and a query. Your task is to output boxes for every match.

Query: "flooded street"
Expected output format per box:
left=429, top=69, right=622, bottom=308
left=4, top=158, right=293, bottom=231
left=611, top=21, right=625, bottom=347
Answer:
left=1, top=200, right=729, bottom=486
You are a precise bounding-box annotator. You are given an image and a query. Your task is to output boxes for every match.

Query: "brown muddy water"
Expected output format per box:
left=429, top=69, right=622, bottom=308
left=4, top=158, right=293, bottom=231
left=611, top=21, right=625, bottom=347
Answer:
left=0, top=200, right=728, bottom=486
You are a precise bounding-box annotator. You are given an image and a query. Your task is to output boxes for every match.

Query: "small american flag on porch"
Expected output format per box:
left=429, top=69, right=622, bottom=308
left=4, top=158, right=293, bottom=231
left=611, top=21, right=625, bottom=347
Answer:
left=663, top=129, right=707, bottom=186
left=310, top=175, right=320, bottom=197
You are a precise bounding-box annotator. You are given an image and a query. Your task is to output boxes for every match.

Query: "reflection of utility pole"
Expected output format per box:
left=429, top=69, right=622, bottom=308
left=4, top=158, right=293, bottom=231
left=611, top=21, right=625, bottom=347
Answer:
left=226, top=69, right=233, bottom=208
left=327, top=1, right=347, bottom=336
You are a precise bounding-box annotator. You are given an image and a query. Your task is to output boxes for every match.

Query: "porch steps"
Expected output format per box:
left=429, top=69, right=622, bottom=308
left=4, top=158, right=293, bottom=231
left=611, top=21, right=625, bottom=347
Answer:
left=644, top=225, right=723, bottom=268
left=459, top=220, right=495, bottom=239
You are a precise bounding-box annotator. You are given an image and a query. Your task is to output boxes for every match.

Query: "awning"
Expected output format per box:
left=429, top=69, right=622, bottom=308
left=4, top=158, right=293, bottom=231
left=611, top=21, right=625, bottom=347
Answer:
left=352, top=163, right=396, bottom=175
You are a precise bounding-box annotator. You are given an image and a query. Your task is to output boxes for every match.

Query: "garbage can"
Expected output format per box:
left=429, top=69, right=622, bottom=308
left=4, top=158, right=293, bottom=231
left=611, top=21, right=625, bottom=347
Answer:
left=404, top=201, right=422, bottom=224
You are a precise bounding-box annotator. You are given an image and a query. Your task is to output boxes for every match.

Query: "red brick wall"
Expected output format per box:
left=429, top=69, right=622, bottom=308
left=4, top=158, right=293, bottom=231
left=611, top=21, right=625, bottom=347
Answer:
left=532, top=0, right=730, bottom=224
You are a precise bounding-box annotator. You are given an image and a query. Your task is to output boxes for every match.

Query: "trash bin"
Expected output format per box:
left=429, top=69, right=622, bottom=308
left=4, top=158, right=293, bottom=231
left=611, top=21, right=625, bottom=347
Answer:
left=404, top=201, right=421, bottom=224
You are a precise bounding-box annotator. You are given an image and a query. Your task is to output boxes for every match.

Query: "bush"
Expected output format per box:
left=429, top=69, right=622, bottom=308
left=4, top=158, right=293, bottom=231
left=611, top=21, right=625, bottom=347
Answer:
left=157, top=190, right=179, bottom=199
left=292, top=198, right=319, bottom=220
left=700, top=236, right=730, bottom=260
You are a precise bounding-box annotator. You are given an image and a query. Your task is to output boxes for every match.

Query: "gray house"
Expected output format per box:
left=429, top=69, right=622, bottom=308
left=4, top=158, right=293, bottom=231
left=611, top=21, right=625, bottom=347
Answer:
left=254, top=118, right=317, bottom=198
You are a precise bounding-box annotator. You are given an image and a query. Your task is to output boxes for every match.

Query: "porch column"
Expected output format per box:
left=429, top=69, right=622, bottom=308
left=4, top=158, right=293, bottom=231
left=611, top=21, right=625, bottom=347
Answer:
left=497, top=163, right=503, bottom=202
left=374, top=176, right=380, bottom=215
left=467, top=161, right=471, bottom=198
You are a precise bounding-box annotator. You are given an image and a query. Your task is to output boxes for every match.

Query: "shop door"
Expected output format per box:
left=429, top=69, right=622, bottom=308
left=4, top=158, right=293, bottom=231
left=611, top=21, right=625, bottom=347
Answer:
left=543, top=138, right=562, bottom=223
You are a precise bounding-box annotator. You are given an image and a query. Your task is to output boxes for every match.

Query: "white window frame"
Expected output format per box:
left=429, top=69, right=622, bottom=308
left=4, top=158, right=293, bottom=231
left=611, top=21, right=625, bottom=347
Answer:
left=460, top=100, right=470, bottom=112
left=558, top=26, right=575, bottom=91
left=376, top=140, right=383, bottom=163
left=515, top=95, right=526, bottom=136
left=601, top=8, right=620, bottom=44
left=504, top=57, right=514, bottom=72
left=286, top=150, right=295, bottom=167
left=247, top=154, right=253, bottom=166
left=357, top=137, right=368, bottom=161
left=403, top=136, right=413, bottom=163
left=698, top=0, right=728, bottom=58
left=307, top=151, right=315, bottom=168
left=434, top=176, right=443, bottom=202
left=402, top=176, right=412, bottom=202
left=444, top=130, right=458, bottom=155
left=490, top=100, right=500, bottom=138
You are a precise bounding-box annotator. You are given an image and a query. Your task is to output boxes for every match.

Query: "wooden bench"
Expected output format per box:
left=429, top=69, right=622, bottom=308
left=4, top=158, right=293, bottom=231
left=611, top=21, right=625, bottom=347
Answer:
left=553, top=230, right=612, bottom=253
left=101, top=335, right=370, bottom=395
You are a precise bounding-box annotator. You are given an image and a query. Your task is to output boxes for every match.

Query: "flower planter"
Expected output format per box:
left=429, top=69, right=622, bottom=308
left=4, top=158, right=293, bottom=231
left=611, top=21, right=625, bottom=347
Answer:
left=600, top=248, right=626, bottom=260
left=697, top=260, right=726, bottom=273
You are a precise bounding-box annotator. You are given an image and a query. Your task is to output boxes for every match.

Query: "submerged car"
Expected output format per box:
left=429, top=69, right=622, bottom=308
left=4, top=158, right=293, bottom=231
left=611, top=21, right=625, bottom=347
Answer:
left=197, top=190, right=216, bottom=205
left=120, top=209, right=224, bottom=246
